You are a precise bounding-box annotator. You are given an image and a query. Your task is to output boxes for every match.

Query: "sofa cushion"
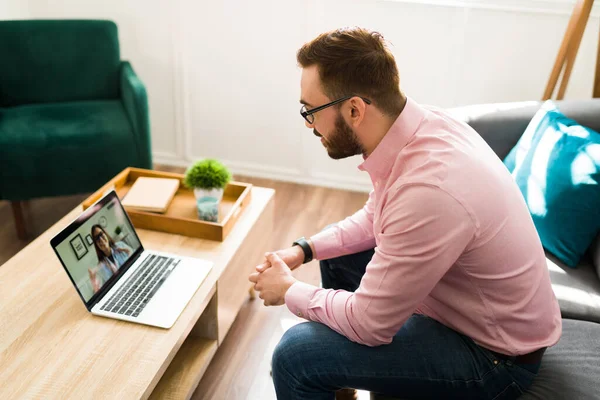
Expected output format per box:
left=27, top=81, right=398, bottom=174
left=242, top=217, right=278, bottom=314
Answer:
left=547, top=253, right=600, bottom=323
left=0, top=100, right=136, bottom=199
left=503, top=101, right=600, bottom=268
left=371, top=319, right=600, bottom=400
left=520, top=318, right=600, bottom=399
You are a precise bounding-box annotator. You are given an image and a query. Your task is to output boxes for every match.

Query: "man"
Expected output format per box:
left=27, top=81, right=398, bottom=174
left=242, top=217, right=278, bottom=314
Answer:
left=249, top=27, right=561, bottom=400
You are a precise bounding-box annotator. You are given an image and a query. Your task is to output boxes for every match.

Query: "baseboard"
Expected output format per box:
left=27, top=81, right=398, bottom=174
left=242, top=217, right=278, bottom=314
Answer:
left=153, top=153, right=190, bottom=169
left=227, top=163, right=372, bottom=193
left=152, top=153, right=372, bottom=193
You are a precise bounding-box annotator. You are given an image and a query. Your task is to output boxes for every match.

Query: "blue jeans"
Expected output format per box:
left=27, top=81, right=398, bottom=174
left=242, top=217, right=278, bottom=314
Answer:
left=272, top=248, right=540, bottom=400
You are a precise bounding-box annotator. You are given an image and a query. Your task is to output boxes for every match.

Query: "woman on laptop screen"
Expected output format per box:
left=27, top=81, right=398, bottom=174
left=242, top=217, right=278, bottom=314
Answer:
left=88, top=224, right=133, bottom=293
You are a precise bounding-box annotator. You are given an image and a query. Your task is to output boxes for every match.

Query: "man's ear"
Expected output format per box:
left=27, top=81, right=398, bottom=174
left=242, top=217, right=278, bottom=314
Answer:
left=347, top=97, right=366, bottom=128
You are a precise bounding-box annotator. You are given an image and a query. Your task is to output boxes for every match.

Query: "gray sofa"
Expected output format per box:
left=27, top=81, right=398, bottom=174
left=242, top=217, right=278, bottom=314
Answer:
left=455, top=99, right=600, bottom=325
left=372, top=99, right=600, bottom=400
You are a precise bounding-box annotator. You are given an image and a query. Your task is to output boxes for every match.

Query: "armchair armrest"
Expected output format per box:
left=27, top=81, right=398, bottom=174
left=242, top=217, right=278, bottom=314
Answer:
left=120, top=61, right=152, bottom=169
left=448, top=99, right=600, bottom=160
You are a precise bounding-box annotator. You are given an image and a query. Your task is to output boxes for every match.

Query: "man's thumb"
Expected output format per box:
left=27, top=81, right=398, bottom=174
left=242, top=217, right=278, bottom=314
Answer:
left=266, top=252, right=283, bottom=265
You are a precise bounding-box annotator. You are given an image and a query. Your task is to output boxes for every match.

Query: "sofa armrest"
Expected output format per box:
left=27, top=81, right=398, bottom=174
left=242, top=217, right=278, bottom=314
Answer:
left=448, top=99, right=600, bottom=160
left=120, top=61, right=152, bottom=169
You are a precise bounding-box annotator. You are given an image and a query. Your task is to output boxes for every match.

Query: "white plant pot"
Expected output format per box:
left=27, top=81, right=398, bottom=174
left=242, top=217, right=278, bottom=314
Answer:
left=193, top=188, right=224, bottom=222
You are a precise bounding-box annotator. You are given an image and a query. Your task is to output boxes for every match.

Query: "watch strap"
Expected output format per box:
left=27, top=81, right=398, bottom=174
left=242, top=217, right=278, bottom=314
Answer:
left=292, top=237, right=313, bottom=264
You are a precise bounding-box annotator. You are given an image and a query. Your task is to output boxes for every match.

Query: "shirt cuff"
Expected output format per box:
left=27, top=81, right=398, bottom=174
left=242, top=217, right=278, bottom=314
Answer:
left=285, top=281, right=319, bottom=319
left=310, top=227, right=341, bottom=260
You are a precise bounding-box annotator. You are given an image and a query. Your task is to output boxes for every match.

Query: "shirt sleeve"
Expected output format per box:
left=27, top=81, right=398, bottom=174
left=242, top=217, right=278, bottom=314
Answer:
left=285, top=184, right=476, bottom=346
left=309, top=189, right=377, bottom=260
left=115, top=241, right=133, bottom=253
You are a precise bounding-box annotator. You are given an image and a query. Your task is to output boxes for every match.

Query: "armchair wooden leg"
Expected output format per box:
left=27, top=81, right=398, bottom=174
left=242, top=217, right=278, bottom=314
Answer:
left=11, top=201, right=27, bottom=240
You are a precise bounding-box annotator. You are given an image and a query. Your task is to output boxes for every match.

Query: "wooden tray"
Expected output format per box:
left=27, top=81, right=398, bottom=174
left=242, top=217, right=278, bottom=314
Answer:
left=82, top=167, right=252, bottom=241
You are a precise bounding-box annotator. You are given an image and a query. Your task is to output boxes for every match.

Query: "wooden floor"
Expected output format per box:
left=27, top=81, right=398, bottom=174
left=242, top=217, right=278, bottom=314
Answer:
left=0, top=166, right=369, bottom=400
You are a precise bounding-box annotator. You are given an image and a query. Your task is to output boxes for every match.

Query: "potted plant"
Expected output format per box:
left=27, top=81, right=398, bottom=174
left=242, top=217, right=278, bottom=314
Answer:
left=184, top=159, right=232, bottom=222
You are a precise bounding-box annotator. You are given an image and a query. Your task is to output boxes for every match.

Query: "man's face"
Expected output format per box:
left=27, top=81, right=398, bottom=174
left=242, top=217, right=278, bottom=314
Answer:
left=300, top=66, right=365, bottom=160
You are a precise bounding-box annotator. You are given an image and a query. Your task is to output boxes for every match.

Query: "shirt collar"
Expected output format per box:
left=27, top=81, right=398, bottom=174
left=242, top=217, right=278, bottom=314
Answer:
left=358, top=97, right=426, bottom=179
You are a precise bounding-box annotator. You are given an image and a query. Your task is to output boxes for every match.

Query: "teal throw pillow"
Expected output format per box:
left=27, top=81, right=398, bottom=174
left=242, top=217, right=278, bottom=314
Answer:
left=503, top=101, right=600, bottom=267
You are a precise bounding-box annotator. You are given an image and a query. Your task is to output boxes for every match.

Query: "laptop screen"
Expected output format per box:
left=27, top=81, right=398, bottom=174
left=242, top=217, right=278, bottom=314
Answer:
left=51, top=191, right=142, bottom=306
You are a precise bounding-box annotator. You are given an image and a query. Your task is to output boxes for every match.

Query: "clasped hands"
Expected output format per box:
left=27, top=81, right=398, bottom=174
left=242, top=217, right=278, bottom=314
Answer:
left=248, top=246, right=304, bottom=306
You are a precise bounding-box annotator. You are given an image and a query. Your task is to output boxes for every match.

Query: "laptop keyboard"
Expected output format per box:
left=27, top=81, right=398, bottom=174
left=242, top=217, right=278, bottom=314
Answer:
left=100, top=254, right=180, bottom=318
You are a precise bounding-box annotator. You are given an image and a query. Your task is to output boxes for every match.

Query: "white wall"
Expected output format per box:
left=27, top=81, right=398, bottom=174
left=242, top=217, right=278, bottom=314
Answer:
left=23, top=0, right=179, bottom=157
left=10, top=0, right=600, bottom=192
left=0, top=1, right=30, bottom=18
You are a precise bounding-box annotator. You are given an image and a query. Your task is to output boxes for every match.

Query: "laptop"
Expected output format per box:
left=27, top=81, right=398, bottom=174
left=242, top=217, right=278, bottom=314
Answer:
left=50, top=190, right=212, bottom=329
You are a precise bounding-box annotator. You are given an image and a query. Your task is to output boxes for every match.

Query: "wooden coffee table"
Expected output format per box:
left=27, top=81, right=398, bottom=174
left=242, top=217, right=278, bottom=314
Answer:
left=0, top=186, right=275, bottom=399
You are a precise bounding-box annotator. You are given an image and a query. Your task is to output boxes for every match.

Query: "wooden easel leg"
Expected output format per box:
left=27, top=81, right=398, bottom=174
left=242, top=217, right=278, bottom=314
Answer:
left=11, top=201, right=27, bottom=240
left=543, top=0, right=594, bottom=100
left=544, top=23, right=575, bottom=99
left=557, top=0, right=593, bottom=99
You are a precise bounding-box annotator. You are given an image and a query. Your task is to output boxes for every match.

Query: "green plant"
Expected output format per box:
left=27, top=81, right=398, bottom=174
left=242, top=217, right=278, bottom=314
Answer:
left=184, top=159, right=231, bottom=190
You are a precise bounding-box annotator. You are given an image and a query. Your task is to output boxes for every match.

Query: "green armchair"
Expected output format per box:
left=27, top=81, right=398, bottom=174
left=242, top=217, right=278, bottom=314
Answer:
left=0, top=20, right=152, bottom=239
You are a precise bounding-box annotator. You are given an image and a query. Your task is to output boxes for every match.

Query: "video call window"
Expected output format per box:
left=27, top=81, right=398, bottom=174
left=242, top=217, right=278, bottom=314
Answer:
left=54, top=196, right=141, bottom=302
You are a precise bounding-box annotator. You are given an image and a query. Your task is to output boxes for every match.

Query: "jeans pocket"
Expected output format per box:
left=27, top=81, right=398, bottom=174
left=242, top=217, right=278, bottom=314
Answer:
left=511, top=362, right=538, bottom=379
left=503, top=362, right=537, bottom=394
left=492, top=382, right=524, bottom=400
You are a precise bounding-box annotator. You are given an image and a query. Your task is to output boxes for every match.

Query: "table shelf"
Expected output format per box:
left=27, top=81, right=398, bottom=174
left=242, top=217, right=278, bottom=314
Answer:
left=150, top=336, right=219, bottom=400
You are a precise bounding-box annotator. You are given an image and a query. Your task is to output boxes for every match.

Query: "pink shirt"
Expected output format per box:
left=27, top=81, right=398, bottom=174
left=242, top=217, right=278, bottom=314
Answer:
left=285, top=97, right=562, bottom=354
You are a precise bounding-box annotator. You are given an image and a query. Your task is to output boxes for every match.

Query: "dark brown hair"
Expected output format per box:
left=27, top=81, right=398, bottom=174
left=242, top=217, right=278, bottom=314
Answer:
left=297, top=27, right=403, bottom=118
left=91, top=224, right=115, bottom=261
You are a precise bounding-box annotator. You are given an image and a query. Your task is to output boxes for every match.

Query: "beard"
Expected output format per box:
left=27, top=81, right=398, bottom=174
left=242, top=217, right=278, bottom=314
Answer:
left=314, top=113, right=365, bottom=160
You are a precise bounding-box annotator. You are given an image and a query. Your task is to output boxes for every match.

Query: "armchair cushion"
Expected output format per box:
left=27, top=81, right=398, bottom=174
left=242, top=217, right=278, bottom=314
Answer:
left=0, top=20, right=120, bottom=107
left=0, top=100, right=137, bottom=199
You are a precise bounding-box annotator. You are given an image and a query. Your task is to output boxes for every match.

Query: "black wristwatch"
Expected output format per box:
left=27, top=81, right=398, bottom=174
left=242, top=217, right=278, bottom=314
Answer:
left=292, top=237, right=313, bottom=264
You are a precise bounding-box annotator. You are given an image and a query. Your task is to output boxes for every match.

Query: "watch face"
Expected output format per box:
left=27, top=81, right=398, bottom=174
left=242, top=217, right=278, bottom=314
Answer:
left=99, top=216, right=108, bottom=228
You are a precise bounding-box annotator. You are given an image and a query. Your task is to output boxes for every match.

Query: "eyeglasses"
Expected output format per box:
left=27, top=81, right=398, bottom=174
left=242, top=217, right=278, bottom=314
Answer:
left=93, top=232, right=106, bottom=242
left=300, top=95, right=371, bottom=124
